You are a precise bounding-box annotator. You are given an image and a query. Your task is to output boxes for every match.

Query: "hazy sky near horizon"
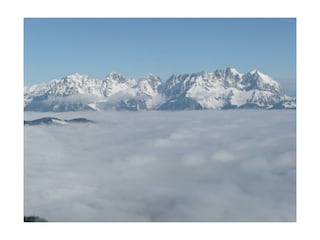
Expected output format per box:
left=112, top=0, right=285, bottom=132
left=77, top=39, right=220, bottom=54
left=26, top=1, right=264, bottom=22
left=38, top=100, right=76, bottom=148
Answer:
left=24, top=18, right=296, bottom=96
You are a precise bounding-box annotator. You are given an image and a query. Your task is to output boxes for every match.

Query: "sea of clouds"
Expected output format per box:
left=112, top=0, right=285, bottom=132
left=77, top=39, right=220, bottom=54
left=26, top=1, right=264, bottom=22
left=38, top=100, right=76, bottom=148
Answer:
left=24, top=110, right=296, bottom=221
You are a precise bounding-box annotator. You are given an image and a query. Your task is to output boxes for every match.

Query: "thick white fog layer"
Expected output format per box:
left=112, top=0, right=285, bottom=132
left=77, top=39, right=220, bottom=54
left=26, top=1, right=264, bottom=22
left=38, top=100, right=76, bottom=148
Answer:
left=24, top=110, right=296, bottom=221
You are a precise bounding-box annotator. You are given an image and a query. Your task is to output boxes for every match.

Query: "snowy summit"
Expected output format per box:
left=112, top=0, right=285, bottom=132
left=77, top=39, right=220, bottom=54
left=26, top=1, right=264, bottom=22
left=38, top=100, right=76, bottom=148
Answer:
left=24, top=68, right=296, bottom=111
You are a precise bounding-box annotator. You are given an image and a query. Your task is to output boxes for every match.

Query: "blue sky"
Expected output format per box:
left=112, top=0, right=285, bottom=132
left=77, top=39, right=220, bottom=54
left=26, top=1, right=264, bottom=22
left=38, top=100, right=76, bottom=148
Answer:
left=24, top=18, right=296, bottom=96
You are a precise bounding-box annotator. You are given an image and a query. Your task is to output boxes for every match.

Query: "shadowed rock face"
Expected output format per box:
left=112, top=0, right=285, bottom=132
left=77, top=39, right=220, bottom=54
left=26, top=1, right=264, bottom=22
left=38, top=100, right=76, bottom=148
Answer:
left=24, top=117, right=93, bottom=125
left=157, top=95, right=203, bottom=110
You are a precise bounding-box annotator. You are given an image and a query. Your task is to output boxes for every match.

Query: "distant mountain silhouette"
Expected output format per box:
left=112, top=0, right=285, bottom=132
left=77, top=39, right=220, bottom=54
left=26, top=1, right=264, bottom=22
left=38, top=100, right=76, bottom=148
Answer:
left=24, top=216, right=47, bottom=222
left=24, top=117, right=93, bottom=125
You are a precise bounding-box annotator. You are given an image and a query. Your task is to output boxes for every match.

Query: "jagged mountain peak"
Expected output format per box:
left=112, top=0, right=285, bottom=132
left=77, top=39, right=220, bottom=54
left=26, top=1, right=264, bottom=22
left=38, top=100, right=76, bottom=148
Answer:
left=62, top=73, right=88, bottom=80
left=139, top=73, right=162, bottom=84
left=138, top=74, right=162, bottom=92
left=107, top=72, right=123, bottom=77
left=48, top=73, right=96, bottom=87
left=142, top=73, right=160, bottom=79
left=242, top=70, right=283, bottom=94
left=214, top=67, right=241, bottom=77
left=226, top=67, right=240, bottom=73
left=24, top=68, right=295, bottom=111
left=171, top=67, right=242, bottom=80
left=246, top=69, right=274, bottom=82
left=104, top=72, right=130, bottom=83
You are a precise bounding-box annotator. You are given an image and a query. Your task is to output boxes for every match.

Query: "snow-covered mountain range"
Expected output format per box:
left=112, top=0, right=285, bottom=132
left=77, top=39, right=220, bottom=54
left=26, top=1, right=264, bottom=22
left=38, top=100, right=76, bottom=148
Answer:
left=24, top=68, right=296, bottom=111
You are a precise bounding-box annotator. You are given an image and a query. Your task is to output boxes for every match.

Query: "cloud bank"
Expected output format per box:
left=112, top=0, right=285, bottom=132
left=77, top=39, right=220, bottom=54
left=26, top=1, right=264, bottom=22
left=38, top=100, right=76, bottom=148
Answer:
left=24, top=110, right=296, bottom=221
